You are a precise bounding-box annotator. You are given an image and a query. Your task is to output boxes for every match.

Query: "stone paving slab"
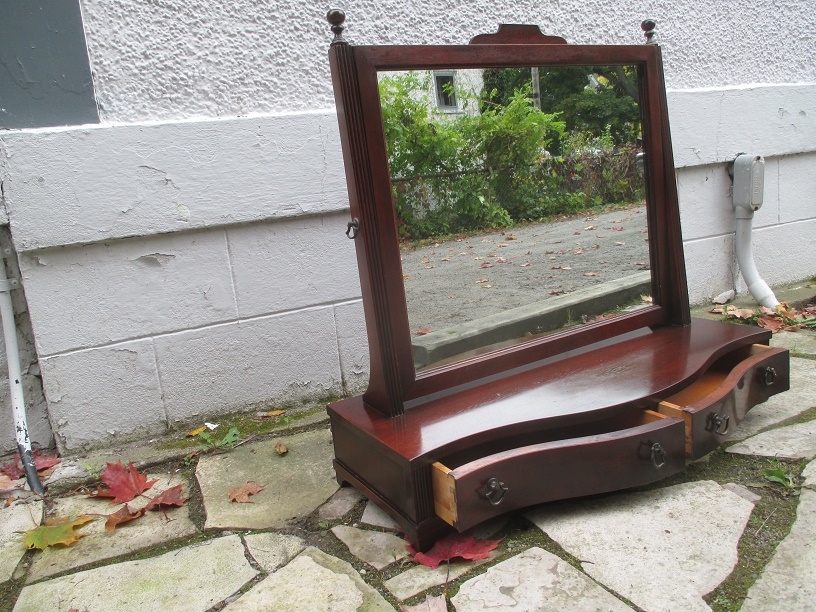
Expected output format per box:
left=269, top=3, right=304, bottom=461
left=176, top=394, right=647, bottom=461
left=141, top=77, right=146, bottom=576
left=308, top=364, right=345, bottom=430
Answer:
left=243, top=532, right=305, bottom=572
left=196, top=428, right=338, bottom=529
left=526, top=480, right=754, bottom=612
left=27, top=473, right=196, bottom=582
left=741, top=488, right=816, bottom=611
left=384, top=553, right=498, bottom=601
left=727, top=419, right=816, bottom=459
left=0, top=501, right=43, bottom=583
left=13, top=535, right=258, bottom=612
left=332, top=525, right=408, bottom=570
left=224, top=546, right=393, bottom=611
left=319, top=486, right=365, bottom=520
left=729, top=357, right=816, bottom=442
left=802, top=459, right=816, bottom=488
left=770, top=329, right=816, bottom=357
left=361, top=500, right=401, bottom=530
left=450, top=546, right=630, bottom=611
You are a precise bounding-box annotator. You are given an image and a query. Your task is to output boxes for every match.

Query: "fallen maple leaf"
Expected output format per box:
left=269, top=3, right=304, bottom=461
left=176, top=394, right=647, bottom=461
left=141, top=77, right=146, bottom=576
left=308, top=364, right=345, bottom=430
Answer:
left=400, top=594, right=448, bottom=612
left=406, top=532, right=501, bottom=569
left=415, top=326, right=432, bottom=336
left=480, top=261, right=493, bottom=268
left=757, top=314, right=785, bottom=333
left=95, top=462, right=157, bottom=504
left=274, top=442, right=289, bottom=456
left=228, top=482, right=265, bottom=503
left=1, top=450, right=61, bottom=480
left=145, top=484, right=188, bottom=510
left=105, top=504, right=146, bottom=532
left=1, top=473, right=22, bottom=492
left=23, top=515, right=94, bottom=550
left=186, top=426, right=207, bottom=437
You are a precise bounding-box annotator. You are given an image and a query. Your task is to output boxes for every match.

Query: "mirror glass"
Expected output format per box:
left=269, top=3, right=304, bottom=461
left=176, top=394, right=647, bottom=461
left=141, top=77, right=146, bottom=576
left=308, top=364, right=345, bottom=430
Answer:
left=378, top=66, right=650, bottom=373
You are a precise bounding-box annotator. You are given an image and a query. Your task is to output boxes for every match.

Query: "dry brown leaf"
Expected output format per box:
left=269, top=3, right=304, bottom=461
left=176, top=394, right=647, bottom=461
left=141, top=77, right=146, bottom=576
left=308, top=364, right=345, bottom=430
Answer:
left=104, top=504, right=146, bottom=532
left=228, top=482, right=265, bottom=503
left=274, top=442, right=289, bottom=456
left=415, top=326, right=432, bottom=336
left=260, top=410, right=286, bottom=418
left=0, top=473, right=22, bottom=492
left=757, top=315, right=785, bottom=333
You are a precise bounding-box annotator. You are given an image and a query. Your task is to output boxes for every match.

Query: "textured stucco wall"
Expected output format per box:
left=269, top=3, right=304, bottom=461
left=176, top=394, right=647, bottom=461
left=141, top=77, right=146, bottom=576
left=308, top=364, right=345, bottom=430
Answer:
left=1, top=0, right=814, bottom=451
left=79, top=0, right=816, bottom=123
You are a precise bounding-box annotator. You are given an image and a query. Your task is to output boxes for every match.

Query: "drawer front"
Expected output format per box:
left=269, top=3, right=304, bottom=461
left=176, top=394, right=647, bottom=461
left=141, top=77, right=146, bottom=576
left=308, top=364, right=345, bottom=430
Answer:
left=659, top=345, right=790, bottom=459
left=432, top=413, right=685, bottom=531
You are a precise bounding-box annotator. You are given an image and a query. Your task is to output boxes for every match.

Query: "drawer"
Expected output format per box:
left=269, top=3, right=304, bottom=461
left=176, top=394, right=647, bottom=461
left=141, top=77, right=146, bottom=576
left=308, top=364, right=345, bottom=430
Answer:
left=431, top=410, right=684, bottom=531
left=657, top=344, right=789, bottom=460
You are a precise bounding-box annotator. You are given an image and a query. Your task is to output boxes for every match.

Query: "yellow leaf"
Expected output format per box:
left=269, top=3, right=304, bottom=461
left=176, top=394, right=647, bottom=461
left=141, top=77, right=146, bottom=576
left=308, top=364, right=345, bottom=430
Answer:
left=22, top=515, right=95, bottom=550
left=264, top=410, right=286, bottom=417
left=186, top=426, right=207, bottom=437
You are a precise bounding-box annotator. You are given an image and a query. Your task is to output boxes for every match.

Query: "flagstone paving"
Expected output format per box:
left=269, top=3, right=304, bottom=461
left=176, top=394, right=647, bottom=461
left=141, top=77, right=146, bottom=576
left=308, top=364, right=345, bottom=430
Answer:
left=195, top=427, right=338, bottom=530
left=0, top=501, right=43, bottom=583
left=527, top=480, right=755, bottom=612
left=13, top=535, right=258, bottom=612
left=2, top=327, right=815, bottom=611
left=740, top=488, right=816, bottom=611
left=451, top=547, right=631, bottom=611
left=26, top=473, right=196, bottom=582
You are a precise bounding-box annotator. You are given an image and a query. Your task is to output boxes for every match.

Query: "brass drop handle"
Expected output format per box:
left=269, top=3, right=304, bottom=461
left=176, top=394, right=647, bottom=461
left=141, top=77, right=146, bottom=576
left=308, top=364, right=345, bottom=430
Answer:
left=759, top=366, right=777, bottom=387
left=708, top=413, right=731, bottom=436
left=483, top=477, right=509, bottom=506
left=650, top=442, right=667, bottom=469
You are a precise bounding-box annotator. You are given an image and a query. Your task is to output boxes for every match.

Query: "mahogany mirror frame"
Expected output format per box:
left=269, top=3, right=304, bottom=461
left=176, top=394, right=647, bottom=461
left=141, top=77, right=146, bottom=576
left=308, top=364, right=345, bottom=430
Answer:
left=328, top=16, right=690, bottom=418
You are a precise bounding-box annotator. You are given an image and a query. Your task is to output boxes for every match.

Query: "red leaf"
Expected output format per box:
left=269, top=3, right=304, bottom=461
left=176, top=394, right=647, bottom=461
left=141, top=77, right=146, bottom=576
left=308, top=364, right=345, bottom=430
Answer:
left=97, top=462, right=157, bottom=504
left=144, top=484, right=188, bottom=510
left=414, top=326, right=432, bottom=336
left=0, top=450, right=60, bottom=480
left=104, top=504, right=146, bottom=532
left=406, top=532, right=501, bottom=569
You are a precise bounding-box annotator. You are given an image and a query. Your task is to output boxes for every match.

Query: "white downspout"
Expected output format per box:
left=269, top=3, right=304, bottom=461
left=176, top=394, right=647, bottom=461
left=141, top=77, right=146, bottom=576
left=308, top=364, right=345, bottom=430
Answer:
left=0, top=251, right=43, bottom=493
left=731, top=154, right=779, bottom=309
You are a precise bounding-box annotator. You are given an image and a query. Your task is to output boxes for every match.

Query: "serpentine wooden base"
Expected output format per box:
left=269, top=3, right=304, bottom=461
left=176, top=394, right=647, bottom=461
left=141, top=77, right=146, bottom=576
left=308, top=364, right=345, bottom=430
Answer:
left=328, top=319, right=788, bottom=550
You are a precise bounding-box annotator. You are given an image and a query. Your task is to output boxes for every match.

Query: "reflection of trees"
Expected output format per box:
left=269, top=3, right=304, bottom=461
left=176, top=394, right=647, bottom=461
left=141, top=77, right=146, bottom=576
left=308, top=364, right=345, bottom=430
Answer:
left=380, top=72, right=645, bottom=241
left=482, top=66, right=641, bottom=152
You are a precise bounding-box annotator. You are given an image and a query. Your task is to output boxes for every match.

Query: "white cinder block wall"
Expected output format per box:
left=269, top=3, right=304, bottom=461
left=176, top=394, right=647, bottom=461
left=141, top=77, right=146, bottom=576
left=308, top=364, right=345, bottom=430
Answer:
left=0, top=0, right=814, bottom=451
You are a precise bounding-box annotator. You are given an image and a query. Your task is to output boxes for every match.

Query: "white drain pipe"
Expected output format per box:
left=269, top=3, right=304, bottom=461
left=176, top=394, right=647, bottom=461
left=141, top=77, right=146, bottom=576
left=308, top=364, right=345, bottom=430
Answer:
left=0, top=251, right=43, bottom=493
left=731, top=155, right=779, bottom=309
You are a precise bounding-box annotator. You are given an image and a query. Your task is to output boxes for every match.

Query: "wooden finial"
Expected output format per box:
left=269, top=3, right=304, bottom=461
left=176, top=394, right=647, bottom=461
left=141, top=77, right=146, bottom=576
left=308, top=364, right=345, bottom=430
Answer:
left=641, top=19, right=657, bottom=44
left=327, top=9, right=347, bottom=46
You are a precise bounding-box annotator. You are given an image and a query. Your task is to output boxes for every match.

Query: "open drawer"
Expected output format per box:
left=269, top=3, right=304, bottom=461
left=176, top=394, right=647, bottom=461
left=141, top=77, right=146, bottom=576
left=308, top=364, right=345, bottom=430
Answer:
left=431, top=410, right=684, bottom=531
left=657, top=344, right=789, bottom=459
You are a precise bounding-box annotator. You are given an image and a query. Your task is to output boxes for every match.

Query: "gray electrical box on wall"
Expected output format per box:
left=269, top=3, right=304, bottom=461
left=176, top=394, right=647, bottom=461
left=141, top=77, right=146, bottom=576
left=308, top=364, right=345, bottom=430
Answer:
left=0, top=0, right=99, bottom=129
left=732, top=154, right=765, bottom=213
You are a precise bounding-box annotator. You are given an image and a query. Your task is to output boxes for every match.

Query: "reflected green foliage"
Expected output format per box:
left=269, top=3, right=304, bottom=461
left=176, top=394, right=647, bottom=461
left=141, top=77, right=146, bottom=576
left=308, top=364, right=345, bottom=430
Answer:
left=482, top=65, right=641, bottom=150
left=379, top=69, right=644, bottom=240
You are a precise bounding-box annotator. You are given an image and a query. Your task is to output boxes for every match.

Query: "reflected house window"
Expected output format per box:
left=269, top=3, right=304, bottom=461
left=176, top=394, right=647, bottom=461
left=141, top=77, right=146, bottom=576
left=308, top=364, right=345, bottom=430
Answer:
left=434, top=71, right=458, bottom=110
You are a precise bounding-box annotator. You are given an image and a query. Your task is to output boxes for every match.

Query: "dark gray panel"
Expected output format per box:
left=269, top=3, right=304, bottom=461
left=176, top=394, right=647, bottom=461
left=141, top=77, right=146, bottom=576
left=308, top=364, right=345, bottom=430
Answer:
left=0, top=0, right=99, bottom=129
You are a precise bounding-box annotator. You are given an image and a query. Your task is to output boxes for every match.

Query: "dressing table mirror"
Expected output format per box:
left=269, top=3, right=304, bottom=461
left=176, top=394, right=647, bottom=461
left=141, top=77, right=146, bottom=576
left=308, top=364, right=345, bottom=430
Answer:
left=325, top=11, right=789, bottom=550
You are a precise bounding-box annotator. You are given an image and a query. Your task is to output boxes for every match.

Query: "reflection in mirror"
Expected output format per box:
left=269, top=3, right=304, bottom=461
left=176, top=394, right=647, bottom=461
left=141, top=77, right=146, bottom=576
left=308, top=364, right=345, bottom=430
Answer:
left=378, top=66, right=650, bottom=372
